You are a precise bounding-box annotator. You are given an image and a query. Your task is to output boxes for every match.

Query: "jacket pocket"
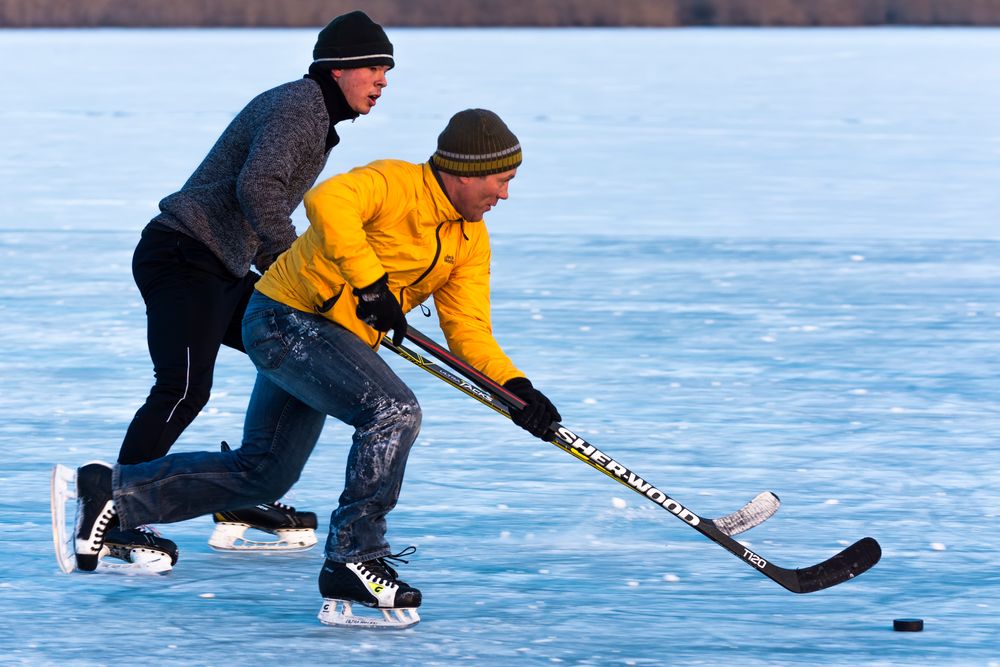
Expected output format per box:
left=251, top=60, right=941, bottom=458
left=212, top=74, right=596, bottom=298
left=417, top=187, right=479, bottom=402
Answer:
left=315, top=285, right=345, bottom=313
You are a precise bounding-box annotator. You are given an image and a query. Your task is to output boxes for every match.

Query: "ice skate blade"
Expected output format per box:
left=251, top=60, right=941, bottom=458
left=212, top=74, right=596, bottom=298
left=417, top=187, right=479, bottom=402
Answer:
left=318, top=599, right=420, bottom=630
left=50, top=464, right=77, bottom=574
left=208, top=523, right=317, bottom=552
left=95, top=547, right=173, bottom=575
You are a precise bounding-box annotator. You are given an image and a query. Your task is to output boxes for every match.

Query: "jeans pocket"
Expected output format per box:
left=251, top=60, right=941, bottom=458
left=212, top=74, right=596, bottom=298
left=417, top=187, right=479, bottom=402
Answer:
left=243, top=309, right=290, bottom=371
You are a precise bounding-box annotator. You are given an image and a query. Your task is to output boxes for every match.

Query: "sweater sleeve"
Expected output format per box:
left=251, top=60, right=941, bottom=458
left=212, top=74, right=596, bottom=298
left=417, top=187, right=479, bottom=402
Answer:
left=237, top=114, right=323, bottom=271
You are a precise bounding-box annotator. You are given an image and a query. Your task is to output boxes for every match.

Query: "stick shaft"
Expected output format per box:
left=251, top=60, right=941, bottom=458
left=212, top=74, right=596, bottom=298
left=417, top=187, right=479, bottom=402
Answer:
left=383, top=327, right=880, bottom=593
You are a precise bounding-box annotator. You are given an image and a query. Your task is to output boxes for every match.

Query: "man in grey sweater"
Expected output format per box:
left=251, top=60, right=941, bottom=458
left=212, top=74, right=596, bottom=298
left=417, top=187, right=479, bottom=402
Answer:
left=103, top=11, right=395, bottom=570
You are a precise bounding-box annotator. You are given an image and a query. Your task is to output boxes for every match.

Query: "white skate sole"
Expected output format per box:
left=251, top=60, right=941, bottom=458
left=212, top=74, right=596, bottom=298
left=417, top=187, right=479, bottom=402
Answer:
left=208, top=522, right=317, bottom=552
left=50, top=463, right=172, bottom=575
left=97, top=543, right=174, bottom=575
left=318, top=598, right=420, bottom=630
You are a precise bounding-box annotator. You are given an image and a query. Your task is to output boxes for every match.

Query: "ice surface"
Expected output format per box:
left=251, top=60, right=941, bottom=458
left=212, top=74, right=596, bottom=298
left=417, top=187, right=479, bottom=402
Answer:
left=1, top=27, right=998, bottom=666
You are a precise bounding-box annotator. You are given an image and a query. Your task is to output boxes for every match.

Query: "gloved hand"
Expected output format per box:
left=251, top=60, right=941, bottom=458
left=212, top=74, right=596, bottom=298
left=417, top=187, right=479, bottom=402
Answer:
left=353, top=273, right=407, bottom=345
left=502, top=376, right=561, bottom=440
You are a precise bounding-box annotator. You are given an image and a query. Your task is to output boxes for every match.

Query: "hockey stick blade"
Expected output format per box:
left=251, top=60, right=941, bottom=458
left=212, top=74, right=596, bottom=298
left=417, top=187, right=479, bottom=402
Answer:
left=383, top=328, right=881, bottom=593
left=791, top=536, right=882, bottom=594
left=711, top=491, right=780, bottom=537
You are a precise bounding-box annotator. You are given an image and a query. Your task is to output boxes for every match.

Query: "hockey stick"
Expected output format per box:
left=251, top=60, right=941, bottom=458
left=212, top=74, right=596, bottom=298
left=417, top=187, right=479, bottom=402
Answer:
left=382, top=327, right=881, bottom=594
left=385, top=335, right=777, bottom=535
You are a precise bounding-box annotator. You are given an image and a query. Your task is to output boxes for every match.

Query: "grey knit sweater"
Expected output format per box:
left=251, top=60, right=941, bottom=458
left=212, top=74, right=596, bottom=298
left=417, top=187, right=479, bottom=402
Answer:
left=152, top=77, right=337, bottom=278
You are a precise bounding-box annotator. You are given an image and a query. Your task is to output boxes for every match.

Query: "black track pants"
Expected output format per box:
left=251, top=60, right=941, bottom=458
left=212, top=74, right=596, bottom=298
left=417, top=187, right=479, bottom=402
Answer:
left=118, top=225, right=259, bottom=465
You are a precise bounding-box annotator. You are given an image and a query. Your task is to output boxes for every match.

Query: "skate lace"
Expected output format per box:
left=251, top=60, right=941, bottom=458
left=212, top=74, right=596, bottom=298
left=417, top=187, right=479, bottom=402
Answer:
left=270, top=501, right=296, bottom=512
left=91, top=509, right=116, bottom=552
left=360, top=546, right=417, bottom=586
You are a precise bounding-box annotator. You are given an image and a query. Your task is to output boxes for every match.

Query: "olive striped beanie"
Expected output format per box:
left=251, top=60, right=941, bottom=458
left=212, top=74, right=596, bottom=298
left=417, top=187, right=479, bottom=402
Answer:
left=431, top=109, right=522, bottom=177
left=313, top=11, right=394, bottom=69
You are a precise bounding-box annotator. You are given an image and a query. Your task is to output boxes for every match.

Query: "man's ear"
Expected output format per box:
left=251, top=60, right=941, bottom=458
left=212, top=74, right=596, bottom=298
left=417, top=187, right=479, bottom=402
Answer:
left=330, top=68, right=344, bottom=81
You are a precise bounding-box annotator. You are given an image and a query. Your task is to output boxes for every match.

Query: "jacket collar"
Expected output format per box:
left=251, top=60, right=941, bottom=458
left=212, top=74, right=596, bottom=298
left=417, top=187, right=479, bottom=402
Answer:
left=424, top=162, right=468, bottom=223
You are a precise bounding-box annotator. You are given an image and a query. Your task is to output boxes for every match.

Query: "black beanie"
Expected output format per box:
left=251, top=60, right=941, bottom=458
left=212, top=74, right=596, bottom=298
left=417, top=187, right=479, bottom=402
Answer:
left=313, top=11, right=394, bottom=69
left=431, top=109, right=522, bottom=177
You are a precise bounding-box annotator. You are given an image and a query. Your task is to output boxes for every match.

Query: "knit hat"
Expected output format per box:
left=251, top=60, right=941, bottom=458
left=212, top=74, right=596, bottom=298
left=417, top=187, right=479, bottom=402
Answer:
left=313, top=11, right=394, bottom=69
left=431, top=109, right=522, bottom=177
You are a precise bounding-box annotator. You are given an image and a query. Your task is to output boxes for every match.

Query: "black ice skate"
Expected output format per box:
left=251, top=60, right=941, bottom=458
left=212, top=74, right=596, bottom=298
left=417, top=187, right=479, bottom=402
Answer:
left=50, top=461, right=116, bottom=573
left=102, top=525, right=179, bottom=575
left=317, top=548, right=421, bottom=629
left=209, top=502, right=318, bottom=552
left=209, top=441, right=317, bottom=552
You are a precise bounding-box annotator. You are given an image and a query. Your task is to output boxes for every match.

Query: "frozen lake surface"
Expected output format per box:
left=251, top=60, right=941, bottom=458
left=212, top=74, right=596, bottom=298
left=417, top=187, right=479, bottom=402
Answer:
left=1, top=27, right=998, bottom=666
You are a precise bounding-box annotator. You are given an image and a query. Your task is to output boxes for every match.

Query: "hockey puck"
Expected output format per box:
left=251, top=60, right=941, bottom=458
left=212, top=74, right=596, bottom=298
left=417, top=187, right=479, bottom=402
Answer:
left=893, top=618, right=924, bottom=632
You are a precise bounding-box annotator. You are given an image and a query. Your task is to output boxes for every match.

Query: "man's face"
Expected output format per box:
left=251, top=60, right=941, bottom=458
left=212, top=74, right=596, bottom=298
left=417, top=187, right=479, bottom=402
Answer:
left=450, top=168, right=517, bottom=221
left=332, top=66, right=390, bottom=114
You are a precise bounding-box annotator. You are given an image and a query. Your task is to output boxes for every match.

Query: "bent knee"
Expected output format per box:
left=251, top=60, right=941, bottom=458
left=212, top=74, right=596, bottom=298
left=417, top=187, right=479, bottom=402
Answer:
left=402, top=399, right=422, bottom=438
left=387, top=393, right=421, bottom=433
left=150, top=378, right=212, bottom=413
left=358, top=391, right=422, bottom=436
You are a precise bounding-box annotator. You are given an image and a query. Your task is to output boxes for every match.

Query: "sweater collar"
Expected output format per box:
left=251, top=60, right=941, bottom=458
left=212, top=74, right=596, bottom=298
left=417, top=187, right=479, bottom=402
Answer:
left=305, top=64, right=360, bottom=151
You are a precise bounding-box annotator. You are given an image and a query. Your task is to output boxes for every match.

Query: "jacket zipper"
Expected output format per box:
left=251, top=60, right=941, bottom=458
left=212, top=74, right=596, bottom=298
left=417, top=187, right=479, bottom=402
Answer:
left=378, top=220, right=457, bottom=348
left=397, top=221, right=448, bottom=305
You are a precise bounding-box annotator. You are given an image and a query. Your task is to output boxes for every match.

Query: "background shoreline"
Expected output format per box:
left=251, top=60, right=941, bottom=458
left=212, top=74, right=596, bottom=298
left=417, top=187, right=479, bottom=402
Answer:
left=3, top=0, right=1000, bottom=28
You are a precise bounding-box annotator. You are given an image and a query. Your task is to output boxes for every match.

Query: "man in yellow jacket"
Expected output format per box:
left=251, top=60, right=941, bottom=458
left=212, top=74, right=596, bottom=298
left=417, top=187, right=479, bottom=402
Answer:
left=64, top=109, right=561, bottom=629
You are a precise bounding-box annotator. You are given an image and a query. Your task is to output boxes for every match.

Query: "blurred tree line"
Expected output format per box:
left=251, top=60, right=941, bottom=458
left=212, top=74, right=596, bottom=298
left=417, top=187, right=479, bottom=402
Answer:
left=2, top=0, right=999, bottom=27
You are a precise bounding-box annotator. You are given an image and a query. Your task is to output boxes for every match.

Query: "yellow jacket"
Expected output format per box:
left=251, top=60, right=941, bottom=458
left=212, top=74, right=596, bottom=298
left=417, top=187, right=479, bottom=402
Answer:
left=256, top=159, right=524, bottom=384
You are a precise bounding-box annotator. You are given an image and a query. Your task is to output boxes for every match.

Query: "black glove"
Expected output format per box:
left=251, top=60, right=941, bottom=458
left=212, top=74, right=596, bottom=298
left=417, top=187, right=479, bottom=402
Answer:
left=503, top=376, right=561, bottom=440
left=353, top=273, right=407, bottom=345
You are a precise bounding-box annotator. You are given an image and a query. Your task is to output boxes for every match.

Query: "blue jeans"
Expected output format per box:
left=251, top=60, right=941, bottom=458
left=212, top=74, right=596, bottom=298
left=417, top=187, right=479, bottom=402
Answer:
left=113, top=291, right=422, bottom=562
